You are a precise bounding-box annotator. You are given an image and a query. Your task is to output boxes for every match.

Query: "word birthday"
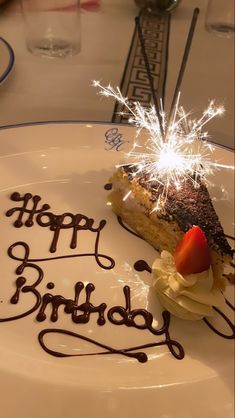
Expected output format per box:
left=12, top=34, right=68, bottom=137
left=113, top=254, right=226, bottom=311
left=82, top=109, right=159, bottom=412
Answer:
left=1, top=191, right=234, bottom=363
left=1, top=240, right=184, bottom=362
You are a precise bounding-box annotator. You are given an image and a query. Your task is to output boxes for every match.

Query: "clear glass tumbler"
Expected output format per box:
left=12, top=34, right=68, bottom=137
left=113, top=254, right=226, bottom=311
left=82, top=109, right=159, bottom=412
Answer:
left=21, top=0, right=81, bottom=58
left=205, top=0, right=235, bottom=35
left=135, top=0, right=181, bottom=13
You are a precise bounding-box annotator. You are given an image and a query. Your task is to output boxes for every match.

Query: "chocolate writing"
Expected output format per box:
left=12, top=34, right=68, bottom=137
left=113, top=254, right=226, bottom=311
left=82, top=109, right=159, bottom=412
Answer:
left=2, top=192, right=234, bottom=364
left=0, top=243, right=184, bottom=362
left=6, top=192, right=50, bottom=227
left=134, top=258, right=235, bottom=340
left=37, top=212, right=106, bottom=253
left=6, top=193, right=112, bottom=269
left=38, top=328, right=148, bottom=362
left=8, top=236, right=115, bottom=271
left=1, top=244, right=43, bottom=322
left=36, top=281, right=107, bottom=325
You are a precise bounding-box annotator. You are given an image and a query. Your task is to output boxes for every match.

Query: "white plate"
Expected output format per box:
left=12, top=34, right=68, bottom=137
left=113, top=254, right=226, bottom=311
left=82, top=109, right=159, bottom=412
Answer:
left=0, top=37, right=14, bottom=84
left=0, top=122, right=234, bottom=418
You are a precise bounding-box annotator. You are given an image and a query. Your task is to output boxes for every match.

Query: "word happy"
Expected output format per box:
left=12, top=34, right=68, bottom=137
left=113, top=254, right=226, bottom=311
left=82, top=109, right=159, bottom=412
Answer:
left=1, top=191, right=234, bottom=363
left=5, top=192, right=114, bottom=270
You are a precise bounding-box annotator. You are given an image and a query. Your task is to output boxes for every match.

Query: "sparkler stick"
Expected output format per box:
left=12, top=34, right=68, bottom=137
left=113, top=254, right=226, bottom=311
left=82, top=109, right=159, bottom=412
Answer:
left=92, top=6, right=234, bottom=210
left=167, top=8, right=200, bottom=138
left=135, top=16, right=164, bottom=139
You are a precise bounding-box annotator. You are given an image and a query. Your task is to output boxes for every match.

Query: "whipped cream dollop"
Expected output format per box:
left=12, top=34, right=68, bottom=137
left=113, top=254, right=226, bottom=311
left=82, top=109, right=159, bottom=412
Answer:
left=152, top=251, right=224, bottom=320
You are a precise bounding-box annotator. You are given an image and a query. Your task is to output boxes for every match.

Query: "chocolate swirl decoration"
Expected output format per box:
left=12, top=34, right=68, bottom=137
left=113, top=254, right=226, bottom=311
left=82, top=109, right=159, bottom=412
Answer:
left=1, top=241, right=184, bottom=362
left=104, top=183, right=112, bottom=191
left=5, top=192, right=50, bottom=227
left=104, top=186, right=235, bottom=342
left=224, top=234, right=235, bottom=243
left=7, top=240, right=115, bottom=271
left=38, top=305, right=184, bottom=361
left=134, top=259, right=235, bottom=340
left=2, top=190, right=234, bottom=362
left=0, top=242, right=43, bottom=322
left=117, top=215, right=143, bottom=240
left=203, top=304, right=235, bottom=339
left=38, top=328, right=148, bottom=363
left=224, top=233, right=235, bottom=258
left=38, top=324, right=184, bottom=363
left=6, top=192, right=115, bottom=268
left=35, top=283, right=185, bottom=361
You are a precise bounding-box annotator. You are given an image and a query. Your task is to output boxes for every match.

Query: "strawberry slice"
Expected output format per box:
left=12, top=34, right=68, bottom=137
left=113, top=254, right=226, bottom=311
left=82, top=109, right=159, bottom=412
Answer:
left=174, top=226, right=211, bottom=275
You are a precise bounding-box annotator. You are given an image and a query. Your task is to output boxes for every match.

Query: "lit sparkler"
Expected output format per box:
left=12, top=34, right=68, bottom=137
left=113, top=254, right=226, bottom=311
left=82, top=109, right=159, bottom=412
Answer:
left=92, top=8, right=234, bottom=210
left=93, top=80, right=234, bottom=211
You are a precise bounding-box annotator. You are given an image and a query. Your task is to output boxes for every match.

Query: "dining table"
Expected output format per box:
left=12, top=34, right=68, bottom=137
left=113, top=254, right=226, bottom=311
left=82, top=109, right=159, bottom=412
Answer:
left=0, top=0, right=234, bottom=149
left=0, top=2, right=234, bottom=418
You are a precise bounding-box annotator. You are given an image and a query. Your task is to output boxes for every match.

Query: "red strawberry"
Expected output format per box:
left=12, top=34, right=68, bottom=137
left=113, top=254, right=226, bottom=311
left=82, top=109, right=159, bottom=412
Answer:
left=174, top=226, right=211, bottom=275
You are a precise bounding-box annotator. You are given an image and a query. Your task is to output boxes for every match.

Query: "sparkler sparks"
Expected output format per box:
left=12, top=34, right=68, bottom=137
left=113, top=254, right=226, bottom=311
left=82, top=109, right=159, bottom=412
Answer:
left=93, top=80, right=234, bottom=210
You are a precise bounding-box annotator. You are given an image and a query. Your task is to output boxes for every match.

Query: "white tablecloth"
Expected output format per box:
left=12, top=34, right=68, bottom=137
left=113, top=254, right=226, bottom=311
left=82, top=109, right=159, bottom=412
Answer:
left=0, top=0, right=234, bottom=149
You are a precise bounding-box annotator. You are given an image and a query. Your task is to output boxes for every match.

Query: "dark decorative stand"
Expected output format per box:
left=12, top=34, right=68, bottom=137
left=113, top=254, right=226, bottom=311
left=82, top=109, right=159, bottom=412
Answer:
left=112, top=12, right=171, bottom=123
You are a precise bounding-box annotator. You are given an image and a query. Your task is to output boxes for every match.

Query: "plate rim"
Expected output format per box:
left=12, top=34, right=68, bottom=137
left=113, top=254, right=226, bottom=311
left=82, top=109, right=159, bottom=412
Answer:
left=0, top=37, right=15, bottom=84
left=0, top=119, right=234, bottom=153
left=0, top=120, right=234, bottom=418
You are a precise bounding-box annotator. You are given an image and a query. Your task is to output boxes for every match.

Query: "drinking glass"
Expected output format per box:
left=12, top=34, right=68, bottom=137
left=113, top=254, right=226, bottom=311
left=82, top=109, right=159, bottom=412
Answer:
left=21, top=0, right=81, bottom=58
left=205, top=0, right=235, bottom=35
left=135, top=0, right=181, bottom=13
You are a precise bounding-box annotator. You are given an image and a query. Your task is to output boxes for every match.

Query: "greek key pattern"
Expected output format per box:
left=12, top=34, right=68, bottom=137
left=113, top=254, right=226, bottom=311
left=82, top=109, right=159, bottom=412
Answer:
left=112, top=12, right=170, bottom=123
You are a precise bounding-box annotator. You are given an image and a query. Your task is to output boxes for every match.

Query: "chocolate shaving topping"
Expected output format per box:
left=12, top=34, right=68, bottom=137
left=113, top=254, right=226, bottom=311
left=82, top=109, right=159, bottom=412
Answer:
left=123, top=166, right=232, bottom=256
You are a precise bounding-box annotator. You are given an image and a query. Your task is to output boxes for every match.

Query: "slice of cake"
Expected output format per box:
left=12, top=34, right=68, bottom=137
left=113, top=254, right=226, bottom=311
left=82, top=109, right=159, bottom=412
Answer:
left=108, top=165, right=233, bottom=289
